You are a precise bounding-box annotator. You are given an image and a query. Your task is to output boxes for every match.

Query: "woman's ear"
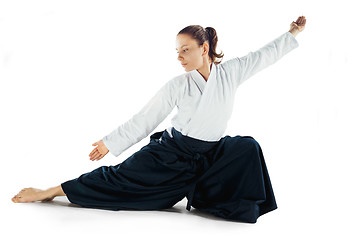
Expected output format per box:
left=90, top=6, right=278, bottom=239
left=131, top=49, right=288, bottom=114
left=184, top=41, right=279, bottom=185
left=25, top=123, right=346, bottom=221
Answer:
left=202, top=43, right=209, bottom=55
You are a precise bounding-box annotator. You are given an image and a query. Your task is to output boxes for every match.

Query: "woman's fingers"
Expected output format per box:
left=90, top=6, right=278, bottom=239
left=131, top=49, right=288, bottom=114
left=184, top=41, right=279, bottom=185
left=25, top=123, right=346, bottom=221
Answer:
left=89, top=140, right=108, bottom=161
left=296, top=16, right=305, bottom=24
left=92, top=152, right=100, bottom=160
left=89, top=146, right=102, bottom=157
left=300, top=16, right=306, bottom=25
left=89, top=147, right=97, bottom=156
left=93, top=153, right=102, bottom=161
left=90, top=149, right=99, bottom=160
left=89, top=152, right=94, bottom=159
left=292, top=16, right=306, bottom=30
left=90, top=150, right=106, bottom=160
left=92, top=154, right=100, bottom=160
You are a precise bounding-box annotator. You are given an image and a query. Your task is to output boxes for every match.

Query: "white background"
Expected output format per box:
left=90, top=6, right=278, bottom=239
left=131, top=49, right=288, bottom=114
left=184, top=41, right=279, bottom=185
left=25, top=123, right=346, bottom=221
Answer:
left=1, top=0, right=359, bottom=239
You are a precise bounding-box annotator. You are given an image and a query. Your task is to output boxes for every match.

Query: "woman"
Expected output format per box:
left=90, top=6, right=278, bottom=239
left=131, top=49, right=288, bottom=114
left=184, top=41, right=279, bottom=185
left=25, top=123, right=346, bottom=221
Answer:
left=12, top=16, right=306, bottom=223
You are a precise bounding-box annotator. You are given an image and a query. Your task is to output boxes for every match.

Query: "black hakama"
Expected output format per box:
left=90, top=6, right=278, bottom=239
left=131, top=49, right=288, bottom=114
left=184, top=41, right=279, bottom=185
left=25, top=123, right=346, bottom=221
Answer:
left=61, top=127, right=277, bottom=223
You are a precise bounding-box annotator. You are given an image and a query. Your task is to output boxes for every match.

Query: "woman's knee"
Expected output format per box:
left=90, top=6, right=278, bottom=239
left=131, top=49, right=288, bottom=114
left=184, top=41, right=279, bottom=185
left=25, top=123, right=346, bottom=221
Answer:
left=232, top=136, right=259, bottom=148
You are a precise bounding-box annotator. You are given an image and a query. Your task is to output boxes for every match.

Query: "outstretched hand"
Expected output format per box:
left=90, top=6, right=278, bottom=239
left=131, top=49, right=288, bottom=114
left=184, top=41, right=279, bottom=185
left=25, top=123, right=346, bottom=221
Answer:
left=290, top=16, right=306, bottom=33
left=89, top=140, right=109, bottom=161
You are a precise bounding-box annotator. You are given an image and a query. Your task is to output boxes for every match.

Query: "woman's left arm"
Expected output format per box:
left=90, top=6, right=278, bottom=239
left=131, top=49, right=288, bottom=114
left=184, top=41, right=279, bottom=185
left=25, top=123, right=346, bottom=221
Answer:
left=222, top=16, right=306, bottom=88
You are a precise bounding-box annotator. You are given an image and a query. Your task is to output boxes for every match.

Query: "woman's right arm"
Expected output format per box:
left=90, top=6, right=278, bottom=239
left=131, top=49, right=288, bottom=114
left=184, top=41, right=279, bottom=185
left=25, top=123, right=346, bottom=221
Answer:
left=101, top=78, right=178, bottom=157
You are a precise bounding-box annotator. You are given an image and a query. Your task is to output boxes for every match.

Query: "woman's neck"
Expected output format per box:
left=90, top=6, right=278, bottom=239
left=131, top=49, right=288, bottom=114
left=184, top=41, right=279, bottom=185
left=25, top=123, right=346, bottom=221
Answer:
left=196, top=61, right=212, bottom=82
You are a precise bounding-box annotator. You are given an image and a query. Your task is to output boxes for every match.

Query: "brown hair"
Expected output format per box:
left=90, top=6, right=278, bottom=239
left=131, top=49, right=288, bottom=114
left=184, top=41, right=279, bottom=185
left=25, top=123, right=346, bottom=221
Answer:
left=177, top=25, right=224, bottom=65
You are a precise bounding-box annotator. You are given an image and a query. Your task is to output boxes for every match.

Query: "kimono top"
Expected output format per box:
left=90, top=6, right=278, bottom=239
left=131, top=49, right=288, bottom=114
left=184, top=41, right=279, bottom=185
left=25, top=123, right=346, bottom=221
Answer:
left=102, top=31, right=299, bottom=157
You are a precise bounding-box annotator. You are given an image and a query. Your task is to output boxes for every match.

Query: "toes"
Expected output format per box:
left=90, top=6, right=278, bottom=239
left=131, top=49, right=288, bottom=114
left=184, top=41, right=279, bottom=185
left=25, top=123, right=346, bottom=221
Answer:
left=12, top=195, right=20, bottom=203
left=13, top=193, right=27, bottom=202
left=12, top=188, right=32, bottom=203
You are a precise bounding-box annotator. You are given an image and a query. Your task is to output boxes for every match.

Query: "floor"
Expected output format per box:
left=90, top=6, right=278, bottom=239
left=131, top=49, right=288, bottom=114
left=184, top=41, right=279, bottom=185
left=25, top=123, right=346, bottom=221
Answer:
left=4, top=193, right=356, bottom=240
left=5, top=196, right=275, bottom=239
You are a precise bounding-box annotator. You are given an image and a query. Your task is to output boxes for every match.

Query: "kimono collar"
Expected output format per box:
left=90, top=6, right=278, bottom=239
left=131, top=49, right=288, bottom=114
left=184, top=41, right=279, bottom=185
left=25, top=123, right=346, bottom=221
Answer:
left=190, top=62, right=216, bottom=94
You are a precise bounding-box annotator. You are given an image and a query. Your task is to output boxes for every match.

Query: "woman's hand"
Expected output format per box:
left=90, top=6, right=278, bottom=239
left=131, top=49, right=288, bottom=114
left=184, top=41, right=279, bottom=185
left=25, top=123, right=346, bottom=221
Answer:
left=289, top=16, right=306, bottom=36
left=89, top=140, right=109, bottom=161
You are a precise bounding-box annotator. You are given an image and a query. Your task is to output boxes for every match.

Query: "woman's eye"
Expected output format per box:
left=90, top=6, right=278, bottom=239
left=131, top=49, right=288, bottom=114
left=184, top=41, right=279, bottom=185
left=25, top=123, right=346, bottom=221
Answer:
left=176, top=49, right=188, bottom=54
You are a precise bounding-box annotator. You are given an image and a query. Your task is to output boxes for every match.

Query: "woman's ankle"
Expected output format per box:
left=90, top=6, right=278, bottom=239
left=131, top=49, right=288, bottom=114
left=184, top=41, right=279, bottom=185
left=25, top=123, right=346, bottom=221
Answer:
left=47, top=185, right=66, bottom=198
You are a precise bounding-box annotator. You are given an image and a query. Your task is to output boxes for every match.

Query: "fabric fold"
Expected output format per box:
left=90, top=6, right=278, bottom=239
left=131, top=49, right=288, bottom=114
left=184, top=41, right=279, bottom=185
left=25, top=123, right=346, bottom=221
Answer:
left=62, top=127, right=277, bottom=223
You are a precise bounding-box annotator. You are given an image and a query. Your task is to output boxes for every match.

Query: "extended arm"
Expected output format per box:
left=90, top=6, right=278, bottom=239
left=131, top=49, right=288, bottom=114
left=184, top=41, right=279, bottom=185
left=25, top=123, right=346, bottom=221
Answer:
left=102, top=79, right=177, bottom=157
left=232, top=31, right=299, bottom=87
left=222, top=16, right=306, bottom=88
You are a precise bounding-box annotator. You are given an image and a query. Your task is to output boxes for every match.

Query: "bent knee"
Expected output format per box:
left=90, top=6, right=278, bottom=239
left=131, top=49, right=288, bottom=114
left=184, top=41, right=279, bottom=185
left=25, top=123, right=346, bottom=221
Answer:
left=233, top=136, right=260, bottom=150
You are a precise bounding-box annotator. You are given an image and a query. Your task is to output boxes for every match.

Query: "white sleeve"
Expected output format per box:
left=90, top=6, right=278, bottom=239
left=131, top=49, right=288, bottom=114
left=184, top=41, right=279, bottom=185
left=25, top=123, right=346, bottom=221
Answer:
left=222, top=31, right=299, bottom=88
left=102, top=79, right=177, bottom=157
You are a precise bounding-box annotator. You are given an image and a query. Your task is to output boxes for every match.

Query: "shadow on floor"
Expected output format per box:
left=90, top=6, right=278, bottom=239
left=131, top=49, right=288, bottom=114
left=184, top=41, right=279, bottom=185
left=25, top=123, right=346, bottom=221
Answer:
left=35, top=197, right=248, bottom=223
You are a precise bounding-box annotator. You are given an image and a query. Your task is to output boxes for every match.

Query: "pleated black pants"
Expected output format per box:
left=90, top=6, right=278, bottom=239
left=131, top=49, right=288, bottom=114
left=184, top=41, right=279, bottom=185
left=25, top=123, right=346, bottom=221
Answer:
left=61, top=127, right=277, bottom=223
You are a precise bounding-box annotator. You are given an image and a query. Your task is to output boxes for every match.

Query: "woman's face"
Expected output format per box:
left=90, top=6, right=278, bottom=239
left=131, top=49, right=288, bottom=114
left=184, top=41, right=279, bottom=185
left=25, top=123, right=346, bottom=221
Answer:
left=176, top=34, right=208, bottom=72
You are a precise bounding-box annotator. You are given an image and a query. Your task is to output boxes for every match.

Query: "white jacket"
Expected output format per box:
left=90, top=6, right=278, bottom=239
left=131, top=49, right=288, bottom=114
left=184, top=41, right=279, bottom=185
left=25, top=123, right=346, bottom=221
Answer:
left=103, top=31, right=299, bottom=157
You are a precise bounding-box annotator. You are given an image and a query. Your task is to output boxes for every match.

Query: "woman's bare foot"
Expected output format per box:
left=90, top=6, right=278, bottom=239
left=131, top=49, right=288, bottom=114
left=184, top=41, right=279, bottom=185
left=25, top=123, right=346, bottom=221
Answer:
left=12, top=186, right=65, bottom=203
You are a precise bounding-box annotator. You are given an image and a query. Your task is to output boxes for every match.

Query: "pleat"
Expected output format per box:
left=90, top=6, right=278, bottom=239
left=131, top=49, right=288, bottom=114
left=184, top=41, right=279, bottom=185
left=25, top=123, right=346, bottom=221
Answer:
left=61, top=131, right=197, bottom=210
left=61, top=127, right=277, bottom=223
left=187, top=135, right=277, bottom=223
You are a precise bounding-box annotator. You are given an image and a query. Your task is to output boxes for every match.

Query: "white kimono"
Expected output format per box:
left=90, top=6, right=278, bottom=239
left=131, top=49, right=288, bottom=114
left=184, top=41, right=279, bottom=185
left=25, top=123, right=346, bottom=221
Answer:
left=103, top=31, right=299, bottom=157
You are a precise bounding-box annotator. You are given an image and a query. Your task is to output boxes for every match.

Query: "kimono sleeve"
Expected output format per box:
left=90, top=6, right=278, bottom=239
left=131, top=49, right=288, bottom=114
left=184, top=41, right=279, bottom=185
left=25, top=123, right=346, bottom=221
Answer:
left=102, top=79, right=178, bottom=157
left=222, top=31, right=299, bottom=88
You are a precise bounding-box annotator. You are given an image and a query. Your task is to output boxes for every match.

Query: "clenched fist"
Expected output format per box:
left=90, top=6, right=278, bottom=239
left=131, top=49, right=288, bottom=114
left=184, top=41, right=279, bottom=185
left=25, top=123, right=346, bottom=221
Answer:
left=89, top=140, right=109, bottom=161
left=289, top=16, right=306, bottom=37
